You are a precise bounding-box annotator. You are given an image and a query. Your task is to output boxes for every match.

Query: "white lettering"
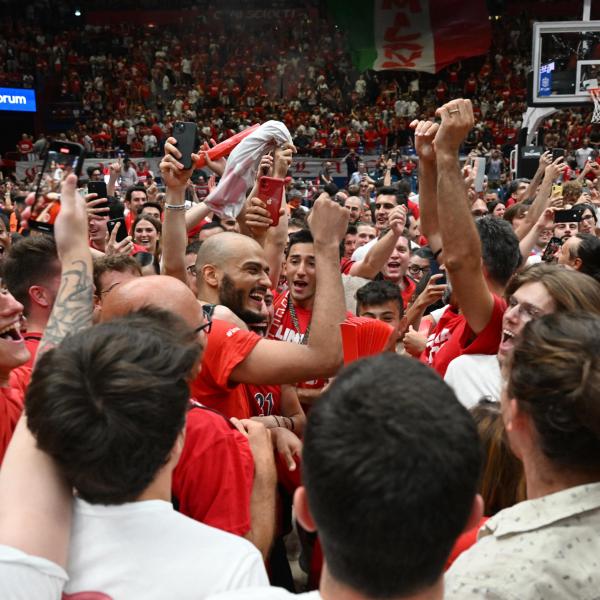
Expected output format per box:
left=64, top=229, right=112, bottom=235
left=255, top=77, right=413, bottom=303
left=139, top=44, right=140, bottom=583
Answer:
left=0, top=94, right=27, bottom=104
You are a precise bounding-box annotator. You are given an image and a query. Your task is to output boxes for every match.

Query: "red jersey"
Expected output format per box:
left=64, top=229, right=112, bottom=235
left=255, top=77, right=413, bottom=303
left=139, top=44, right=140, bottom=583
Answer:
left=0, top=385, right=24, bottom=464
left=189, top=319, right=261, bottom=419
left=423, top=295, right=506, bottom=377
left=421, top=305, right=463, bottom=368
left=401, top=275, right=417, bottom=309
left=22, top=331, right=42, bottom=370
left=172, top=402, right=254, bottom=535
left=245, top=383, right=281, bottom=417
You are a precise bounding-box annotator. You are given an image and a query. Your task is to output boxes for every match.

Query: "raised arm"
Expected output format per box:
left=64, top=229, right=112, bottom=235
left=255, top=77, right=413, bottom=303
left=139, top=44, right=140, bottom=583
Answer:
left=160, top=137, right=200, bottom=284
left=348, top=205, right=407, bottom=278
left=410, top=120, right=442, bottom=254
left=434, top=99, right=494, bottom=335
left=515, top=156, right=563, bottom=241
left=231, top=194, right=347, bottom=384
left=37, top=174, right=94, bottom=358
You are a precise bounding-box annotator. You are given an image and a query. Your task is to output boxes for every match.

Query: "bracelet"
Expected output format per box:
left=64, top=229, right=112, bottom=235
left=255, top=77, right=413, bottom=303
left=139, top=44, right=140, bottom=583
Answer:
left=287, top=416, right=295, bottom=432
left=165, top=203, right=186, bottom=211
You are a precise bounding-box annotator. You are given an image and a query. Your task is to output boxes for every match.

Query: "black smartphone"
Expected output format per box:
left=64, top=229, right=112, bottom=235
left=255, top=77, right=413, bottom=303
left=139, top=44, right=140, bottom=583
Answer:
left=173, top=121, right=198, bottom=170
left=29, top=141, right=85, bottom=234
left=107, top=202, right=128, bottom=243
left=542, top=237, right=563, bottom=262
left=88, top=180, right=108, bottom=201
left=554, top=209, right=582, bottom=223
left=552, top=148, right=565, bottom=161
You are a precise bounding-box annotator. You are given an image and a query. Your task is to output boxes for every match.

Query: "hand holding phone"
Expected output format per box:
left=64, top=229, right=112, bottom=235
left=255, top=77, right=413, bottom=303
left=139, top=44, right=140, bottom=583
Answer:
left=257, top=176, right=285, bottom=227
left=173, top=122, right=198, bottom=170
left=29, top=141, right=85, bottom=234
left=542, top=237, right=563, bottom=262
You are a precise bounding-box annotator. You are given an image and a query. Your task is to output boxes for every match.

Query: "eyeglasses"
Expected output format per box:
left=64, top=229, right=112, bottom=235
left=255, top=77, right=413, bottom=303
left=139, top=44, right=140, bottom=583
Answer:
left=506, top=296, right=544, bottom=322
left=193, top=316, right=212, bottom=336
left=186, top=265, right=197, bottom=276
left=408, top=265, right=430, bottom=275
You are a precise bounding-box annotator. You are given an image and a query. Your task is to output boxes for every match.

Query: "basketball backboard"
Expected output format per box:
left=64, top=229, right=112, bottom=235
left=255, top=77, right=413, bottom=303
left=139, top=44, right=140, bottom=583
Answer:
left=531, top=20, right=600, bottom=107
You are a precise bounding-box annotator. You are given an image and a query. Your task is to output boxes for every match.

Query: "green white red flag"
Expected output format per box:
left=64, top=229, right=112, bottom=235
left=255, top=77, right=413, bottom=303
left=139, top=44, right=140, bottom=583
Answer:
left=327, top=0, right=491, bottom=74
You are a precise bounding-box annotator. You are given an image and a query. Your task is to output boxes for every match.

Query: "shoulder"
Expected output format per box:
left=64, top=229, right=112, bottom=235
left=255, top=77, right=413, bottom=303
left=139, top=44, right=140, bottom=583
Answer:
left=206, top=588, right=321, bottom=600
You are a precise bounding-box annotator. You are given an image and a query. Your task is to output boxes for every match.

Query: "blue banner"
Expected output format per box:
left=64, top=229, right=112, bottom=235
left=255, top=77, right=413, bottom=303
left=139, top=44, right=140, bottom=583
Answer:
left=539, top=63, right=554, bottom=97
left=0, top=87, right=37, bottom=112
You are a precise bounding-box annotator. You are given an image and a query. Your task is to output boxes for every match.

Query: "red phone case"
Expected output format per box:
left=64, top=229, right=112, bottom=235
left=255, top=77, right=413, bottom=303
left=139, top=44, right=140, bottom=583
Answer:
left=257, top=176, right=285, bottom=226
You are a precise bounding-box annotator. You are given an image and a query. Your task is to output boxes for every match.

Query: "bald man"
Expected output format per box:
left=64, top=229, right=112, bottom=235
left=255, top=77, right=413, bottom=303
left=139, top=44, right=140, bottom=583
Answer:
left=101, top=275, right=276, bottom=559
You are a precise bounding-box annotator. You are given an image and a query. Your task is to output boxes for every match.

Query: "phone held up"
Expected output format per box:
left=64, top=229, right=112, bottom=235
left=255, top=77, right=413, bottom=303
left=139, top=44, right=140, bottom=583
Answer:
left=29, top=141, right=85, bottom=234
left=257, top=176, right=286, bottom=227
left=542, top=237, right=563, bottom=263
left=554, top=209, right=582, bottom=224
left=173, top=121, right=198, bottom=170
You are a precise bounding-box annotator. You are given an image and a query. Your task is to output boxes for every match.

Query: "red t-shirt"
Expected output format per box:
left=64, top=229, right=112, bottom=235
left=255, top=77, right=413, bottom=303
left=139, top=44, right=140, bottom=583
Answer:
left=340, top=257, right=355, bottom=275
left=421, top=305, right=463, bottom=368
left=22, top=332, right=42, bottom=370
left=423, top=295, right=506, bottom=377
left=401, top=276, right=417, bottom=309
left=189, top=319, right=261, bottom=419
left=172, top=402, right=254, bottom=536
left=0, top=385, right=24, bottom=464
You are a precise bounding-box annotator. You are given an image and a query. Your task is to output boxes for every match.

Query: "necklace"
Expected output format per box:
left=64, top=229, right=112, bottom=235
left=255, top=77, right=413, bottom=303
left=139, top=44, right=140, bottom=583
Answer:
left=288, top=298, right=311, bottom=345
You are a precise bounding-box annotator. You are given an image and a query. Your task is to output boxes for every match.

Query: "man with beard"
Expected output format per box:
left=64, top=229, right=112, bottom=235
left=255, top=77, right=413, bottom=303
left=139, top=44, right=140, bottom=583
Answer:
left=160, top=137, right=348, bottom=418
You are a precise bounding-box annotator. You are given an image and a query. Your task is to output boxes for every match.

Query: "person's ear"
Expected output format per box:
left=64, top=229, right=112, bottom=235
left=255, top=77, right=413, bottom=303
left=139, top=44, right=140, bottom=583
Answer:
left=201, top=264, right=220, bottom=289
left=573, top=257, right=583, bottom=271
left=462, top=494, right=484, bottom=534
left=28, top=285, right=51, bottom=308
left=293, top=486, right=317, bottom=533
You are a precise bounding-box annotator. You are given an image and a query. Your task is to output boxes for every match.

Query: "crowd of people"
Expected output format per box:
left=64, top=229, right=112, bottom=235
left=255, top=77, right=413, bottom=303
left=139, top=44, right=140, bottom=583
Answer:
left=0, top=90, right=599, bottom=599
left=0, top=2, right=600, bottom=599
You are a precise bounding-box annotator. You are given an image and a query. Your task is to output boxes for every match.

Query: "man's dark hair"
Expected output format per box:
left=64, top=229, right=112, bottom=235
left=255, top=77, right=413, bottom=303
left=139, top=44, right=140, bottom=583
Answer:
left=412, top=246, right=434, bottom=261
left=286, top=229, right=313, bottom=257
left=476, top=216, right=521, bottom=287
left=201, top=222, right=226, bottom=233
left=26, top=308, right=201, bottom=505
left=125, top=185, right=147, bottom=202
left=356, top=280, right=404, bottom=317
left=140, top=201, right=163, bottom=216
left=575, top=233, right=600, bottom=283
left=185, top=240, right=202, bottom=255
left=303, top=354, right=481, bottom=597
left=3, top=236, right=59, bottom=313
left=375, top=186, right=400, bottom=204
left=93, top=254, right=141, bottom=295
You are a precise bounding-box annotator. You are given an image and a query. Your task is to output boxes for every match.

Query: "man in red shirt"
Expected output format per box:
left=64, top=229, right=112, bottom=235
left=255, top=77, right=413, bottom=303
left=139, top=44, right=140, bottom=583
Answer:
left=412, top=100, right=521, bottom=377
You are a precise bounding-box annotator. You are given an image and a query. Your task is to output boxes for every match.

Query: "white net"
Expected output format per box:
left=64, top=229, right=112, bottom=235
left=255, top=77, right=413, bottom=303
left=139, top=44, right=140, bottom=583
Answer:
left=590, top=88, right=600, bottom=123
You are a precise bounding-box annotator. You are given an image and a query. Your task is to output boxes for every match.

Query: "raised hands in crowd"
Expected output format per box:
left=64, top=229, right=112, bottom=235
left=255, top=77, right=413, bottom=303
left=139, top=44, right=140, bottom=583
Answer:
left=1, top=92, right=600, bottom=600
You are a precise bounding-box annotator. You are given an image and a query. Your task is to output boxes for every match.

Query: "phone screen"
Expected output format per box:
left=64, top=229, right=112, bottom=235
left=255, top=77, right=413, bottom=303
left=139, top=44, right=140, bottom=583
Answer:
left=30, top=143, right=84, bottom=233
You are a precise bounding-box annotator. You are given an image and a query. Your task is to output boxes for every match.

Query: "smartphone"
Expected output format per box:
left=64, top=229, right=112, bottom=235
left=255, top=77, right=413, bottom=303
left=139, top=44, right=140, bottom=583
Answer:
left=107, top=202, right=128, bottom=243
left=552, top=183, right=563, bottom=196
left=554, top=209, right=582, bottom=223
left=542, top=237, right=563, bottom=262
left=552, top=148, right=565, bottom=161
left=173, top=121, right=198, bottom=170
left=29, top=141, right=85, bottom=234
left=257, top=176, right=286, bottom=227
left=88, top=180, right=108, bottom=201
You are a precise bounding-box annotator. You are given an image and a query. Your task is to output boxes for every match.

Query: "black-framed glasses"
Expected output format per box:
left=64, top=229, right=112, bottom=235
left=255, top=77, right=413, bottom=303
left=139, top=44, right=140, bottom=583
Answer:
left=408, top=265, right=430, bottom=275
left=186, top=265, right=197, bottom=276
left=194, top=316, right=212, bottom=336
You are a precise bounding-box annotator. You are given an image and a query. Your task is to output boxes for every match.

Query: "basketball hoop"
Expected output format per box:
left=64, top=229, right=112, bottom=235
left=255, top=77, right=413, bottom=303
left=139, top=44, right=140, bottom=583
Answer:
left=590, top=88, right=600, bottom=123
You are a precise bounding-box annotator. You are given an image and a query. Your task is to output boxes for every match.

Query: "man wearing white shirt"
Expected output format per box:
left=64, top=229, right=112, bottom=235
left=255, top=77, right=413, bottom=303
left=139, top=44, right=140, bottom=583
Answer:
left=25, top=309, right=268, bottom=598
left=207, top=354, right=482, bottom=600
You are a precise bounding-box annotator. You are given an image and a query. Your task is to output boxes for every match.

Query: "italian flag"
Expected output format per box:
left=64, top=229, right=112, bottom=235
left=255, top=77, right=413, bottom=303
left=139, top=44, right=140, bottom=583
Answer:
left=326, top=0, right=491, bottom=74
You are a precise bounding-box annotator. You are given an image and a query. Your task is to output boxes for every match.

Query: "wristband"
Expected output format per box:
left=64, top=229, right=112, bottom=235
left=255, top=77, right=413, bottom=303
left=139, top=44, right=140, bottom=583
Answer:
left=165, top=203, right=186, bottom=211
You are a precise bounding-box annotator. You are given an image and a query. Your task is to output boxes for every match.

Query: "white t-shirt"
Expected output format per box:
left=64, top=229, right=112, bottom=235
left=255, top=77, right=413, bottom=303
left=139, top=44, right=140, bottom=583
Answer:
left=64, top=498, right=268, bottom=599
left=444, top=353, right=502, bottom=408
left=208, top=588, right=321, bottom=600
left=0, top=545, right=68, bottom=600
left=351, top=237, right=377, bottom=262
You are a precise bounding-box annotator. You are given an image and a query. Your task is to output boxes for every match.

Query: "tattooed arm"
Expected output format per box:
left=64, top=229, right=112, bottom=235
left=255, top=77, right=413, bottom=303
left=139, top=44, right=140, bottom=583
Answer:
left=36, top=174, right=94, bottom=359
